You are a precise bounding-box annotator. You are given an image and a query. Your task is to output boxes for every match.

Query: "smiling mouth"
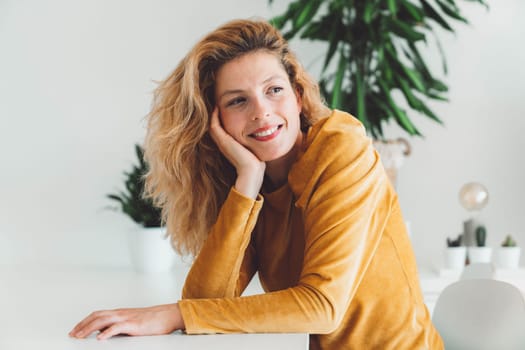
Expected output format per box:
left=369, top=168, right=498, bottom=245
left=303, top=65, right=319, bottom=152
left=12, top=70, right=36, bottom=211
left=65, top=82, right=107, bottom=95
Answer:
left=251, top=126, right=277, bottom=137
left=249, top=125, right=283, bottom=140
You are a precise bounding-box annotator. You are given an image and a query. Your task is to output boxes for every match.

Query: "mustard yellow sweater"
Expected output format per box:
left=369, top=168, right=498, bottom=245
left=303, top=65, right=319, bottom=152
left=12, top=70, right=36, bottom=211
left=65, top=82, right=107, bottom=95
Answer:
left=178, top=110, right=443, bottom=349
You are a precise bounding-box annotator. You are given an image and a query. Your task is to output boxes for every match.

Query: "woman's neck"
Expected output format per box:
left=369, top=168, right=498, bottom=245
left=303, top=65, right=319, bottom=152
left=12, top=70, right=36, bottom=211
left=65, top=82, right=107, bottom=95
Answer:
left=264, top=132, right=304, bottom=192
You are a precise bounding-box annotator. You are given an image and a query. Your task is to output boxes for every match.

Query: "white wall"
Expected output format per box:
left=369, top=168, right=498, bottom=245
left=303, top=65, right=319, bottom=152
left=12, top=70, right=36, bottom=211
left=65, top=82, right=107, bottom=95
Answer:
left=389, top=1, right=525, bottom=269
left=1, top=0, right=524, bottom=270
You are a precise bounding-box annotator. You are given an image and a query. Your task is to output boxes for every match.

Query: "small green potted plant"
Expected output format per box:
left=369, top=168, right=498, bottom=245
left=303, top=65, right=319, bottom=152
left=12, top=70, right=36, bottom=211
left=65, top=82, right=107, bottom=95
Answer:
left=108, top=144, right=162, bottom=227
left=494, top=235, right=521, bottom=269
left=108, top=144, right=175, bottom=273
left=445, top=233, right=466, bottom=270
left=467, top=225, right=492, bottom=264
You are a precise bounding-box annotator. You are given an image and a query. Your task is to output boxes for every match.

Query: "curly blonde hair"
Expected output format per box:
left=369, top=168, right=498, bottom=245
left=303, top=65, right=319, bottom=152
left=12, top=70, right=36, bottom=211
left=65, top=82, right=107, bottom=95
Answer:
left=144, top=19, right=330, bottom=257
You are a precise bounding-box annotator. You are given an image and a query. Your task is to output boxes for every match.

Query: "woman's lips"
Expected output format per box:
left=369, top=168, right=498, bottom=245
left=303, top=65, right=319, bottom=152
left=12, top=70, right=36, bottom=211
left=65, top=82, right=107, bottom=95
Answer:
left=250, top=125, right=282, bottom=141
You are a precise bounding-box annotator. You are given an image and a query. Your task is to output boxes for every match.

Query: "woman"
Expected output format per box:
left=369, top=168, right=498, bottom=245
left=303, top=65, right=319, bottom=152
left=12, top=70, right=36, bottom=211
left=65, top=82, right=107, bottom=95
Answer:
left=70, top=19, right=443, bottom=349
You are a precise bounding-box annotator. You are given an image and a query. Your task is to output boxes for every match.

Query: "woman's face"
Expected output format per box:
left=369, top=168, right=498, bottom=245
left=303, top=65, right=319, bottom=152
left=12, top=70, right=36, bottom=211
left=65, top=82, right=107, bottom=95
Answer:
left=214, top=50, right=302, bottom=163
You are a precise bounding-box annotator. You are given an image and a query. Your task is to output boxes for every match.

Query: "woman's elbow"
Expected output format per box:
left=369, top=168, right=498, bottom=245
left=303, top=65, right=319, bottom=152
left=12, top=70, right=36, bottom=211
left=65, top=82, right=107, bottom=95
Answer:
left=314, top=307, right=345, bottom=334
left=299, top=287, right=346, bottom=334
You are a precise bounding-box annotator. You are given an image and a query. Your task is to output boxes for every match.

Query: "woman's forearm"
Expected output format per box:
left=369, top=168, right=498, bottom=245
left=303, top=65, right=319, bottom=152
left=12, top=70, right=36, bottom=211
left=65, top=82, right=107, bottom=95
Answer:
left=181, top=188, right=262, bottom=299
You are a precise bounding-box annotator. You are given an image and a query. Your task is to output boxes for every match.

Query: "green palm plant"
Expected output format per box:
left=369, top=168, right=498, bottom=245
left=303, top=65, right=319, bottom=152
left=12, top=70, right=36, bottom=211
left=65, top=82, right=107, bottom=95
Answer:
left=107, top=144, right=162, bottom=228
left=268, top=0, right=488, bottom=138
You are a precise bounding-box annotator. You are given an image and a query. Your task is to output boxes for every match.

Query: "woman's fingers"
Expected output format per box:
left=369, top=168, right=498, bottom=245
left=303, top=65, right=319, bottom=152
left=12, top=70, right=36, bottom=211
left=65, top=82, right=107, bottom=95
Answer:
left=70, top=310, right=120, bottom=338
left=209, top=106, right=222, bottom=142
left=209, top=106, right=233, bottom=151
left=97, top=322, right=132, bottom=340
left=69, top=304, right=184, bottom=340
left=80, top=313, right=120, bottom=338
left=209, top=106, right=221, bottom=135
left=69, top=310, right=101, bottom=337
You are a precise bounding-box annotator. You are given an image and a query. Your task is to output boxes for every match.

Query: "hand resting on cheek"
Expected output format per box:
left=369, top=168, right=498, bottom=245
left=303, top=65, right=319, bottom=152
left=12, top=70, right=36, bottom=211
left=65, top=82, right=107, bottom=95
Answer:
left=209, top=106, right=265, bottom=199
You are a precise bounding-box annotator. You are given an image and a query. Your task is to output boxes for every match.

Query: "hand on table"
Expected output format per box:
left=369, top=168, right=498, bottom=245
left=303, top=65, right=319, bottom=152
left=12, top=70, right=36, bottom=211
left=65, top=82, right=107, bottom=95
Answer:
left=69, top=303, right=184, bottom=340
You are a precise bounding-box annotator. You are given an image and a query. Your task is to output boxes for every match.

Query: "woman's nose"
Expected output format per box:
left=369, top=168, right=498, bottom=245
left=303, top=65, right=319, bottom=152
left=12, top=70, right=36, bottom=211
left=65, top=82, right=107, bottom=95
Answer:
left=252, top=97, right=270, bottom=120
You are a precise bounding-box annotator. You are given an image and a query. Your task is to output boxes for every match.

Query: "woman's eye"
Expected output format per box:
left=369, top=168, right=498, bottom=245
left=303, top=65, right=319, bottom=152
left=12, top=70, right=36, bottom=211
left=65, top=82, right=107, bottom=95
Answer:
left=226, top=97, right=245, bottom=107
left=269, top=86, right=283, bottom=95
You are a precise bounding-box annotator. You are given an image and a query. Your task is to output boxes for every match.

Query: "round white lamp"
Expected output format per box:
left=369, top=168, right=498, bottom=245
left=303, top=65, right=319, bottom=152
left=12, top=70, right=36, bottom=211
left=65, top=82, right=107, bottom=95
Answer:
left=459, top=182, right=489, bottom=256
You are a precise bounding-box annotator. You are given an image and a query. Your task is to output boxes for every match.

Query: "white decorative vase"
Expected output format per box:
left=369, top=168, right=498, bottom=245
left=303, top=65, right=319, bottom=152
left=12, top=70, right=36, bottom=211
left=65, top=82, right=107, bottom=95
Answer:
left=468, top=246, right=492, bottom=264
left=128, top=226, right=176, bottom=273
left=494, top=247, right=521, bottom=269
left=373, top=138, right=411, bottom=189
left=445, top=247, right=467, bottom=269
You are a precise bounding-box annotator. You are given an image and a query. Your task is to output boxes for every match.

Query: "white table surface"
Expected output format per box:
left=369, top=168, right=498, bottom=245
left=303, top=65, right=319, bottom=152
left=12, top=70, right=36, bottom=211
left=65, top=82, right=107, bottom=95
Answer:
left=0, top=265, right=308, bottom=350
left=4, top=263, right=523, bottom=349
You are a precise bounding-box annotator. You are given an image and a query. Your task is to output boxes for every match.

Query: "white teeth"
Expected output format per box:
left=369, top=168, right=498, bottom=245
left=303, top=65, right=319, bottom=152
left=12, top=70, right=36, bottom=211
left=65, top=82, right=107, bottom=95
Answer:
left=253, top=126, right=278, bottom=137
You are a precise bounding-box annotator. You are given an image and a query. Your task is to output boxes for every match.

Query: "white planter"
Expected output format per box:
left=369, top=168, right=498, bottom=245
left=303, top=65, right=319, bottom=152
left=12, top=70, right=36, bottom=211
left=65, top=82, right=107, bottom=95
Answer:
left=468, top=246, right=492, bottom=264
left=444, top=247, right=467, bottom=269
left=494, top=247, right=521, bottom=269
left=128, top=226, right=176, bottom=273
left=373, top=138, right=410, bottom=189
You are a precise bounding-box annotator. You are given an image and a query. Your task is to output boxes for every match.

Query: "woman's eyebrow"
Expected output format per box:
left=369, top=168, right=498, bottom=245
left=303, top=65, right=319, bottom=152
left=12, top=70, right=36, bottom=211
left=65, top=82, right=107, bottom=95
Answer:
left=218, top=89, right=244, bottom=101
left=262, top=75, right=286, bottom=84
left=218, top=75, right=287, bottom=101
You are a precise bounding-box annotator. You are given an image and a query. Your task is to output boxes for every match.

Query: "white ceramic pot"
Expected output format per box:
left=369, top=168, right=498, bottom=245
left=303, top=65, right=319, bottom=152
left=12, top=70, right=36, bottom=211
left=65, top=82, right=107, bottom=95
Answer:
left=373, top=138, right=410, bottom=189
left=444, top=247, right=467, bottom=269
left=468, top=246, right=492, bottom=264
left=494, top=247, right=521, bottom=269
left=128, top=226, right=176, bottom=273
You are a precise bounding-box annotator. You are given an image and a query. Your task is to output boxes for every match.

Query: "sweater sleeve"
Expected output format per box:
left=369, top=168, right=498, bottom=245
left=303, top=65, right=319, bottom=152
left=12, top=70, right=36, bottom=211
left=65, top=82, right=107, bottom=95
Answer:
left=181, top=187, right=262, bottom=299
left=178, top=111, right=395, bottom=334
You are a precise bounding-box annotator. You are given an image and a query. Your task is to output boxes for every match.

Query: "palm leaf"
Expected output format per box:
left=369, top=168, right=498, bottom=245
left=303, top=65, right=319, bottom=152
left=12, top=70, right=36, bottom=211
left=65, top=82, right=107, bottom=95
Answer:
left=268, top=0, right=488, bottom=138
left=420, top=0, right=454, bottom=31
left=331, top=53, right=347, bottom=109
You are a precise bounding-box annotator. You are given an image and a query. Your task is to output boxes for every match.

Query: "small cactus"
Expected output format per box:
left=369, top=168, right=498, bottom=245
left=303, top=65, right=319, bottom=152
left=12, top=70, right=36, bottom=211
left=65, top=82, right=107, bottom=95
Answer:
left=475, top=226, right=487, bottom=247
left=501, top=235, right=517, bottom=247
left=447, top=234, right=463, bottom=247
